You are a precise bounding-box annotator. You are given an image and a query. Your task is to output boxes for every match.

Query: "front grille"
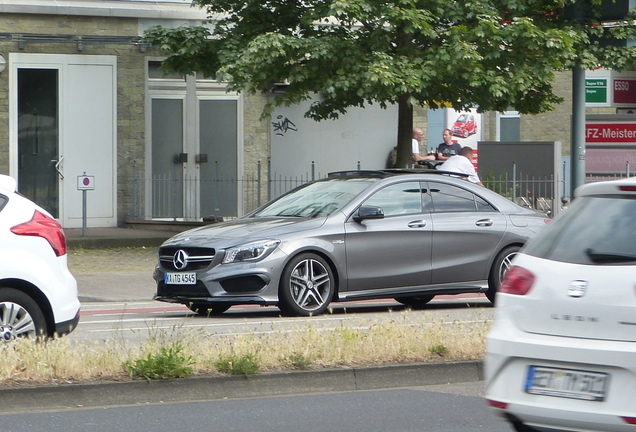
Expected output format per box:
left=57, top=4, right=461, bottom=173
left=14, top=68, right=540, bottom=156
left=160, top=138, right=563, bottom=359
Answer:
left=157, top=280, right=210, bottom=297
left=159, top=246, right=216, bottom=271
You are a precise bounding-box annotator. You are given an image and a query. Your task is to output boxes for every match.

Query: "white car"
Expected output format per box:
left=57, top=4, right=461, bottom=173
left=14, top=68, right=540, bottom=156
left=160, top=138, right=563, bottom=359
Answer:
left=485, top=177, right=636, bottom=432
left=0, top=175, right=80, bottom=340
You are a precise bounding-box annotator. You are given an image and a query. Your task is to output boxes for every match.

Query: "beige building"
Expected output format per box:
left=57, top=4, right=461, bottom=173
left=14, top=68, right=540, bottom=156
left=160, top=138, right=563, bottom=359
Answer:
left=0, top=0, right=271, bottom=227
left=0, top=1, right=631, bottom=228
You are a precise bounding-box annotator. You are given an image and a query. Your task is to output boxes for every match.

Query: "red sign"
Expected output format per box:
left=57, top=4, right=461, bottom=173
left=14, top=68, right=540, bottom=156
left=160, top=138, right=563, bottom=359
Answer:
left=586, top=123, right=636, bottom=143
left=613, top=79, right=636, bottom=104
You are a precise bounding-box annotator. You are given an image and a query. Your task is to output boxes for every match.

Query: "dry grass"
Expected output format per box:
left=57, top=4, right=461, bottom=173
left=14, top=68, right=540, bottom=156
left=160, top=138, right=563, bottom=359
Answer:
left=0, top=311, right=492, bottom=387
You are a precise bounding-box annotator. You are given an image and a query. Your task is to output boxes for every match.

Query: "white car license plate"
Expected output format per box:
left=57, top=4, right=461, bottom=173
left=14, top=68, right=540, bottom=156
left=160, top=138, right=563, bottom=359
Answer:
left=525, top=366, right=608, bottom=401
left=164, top=272, right=196, bottom=285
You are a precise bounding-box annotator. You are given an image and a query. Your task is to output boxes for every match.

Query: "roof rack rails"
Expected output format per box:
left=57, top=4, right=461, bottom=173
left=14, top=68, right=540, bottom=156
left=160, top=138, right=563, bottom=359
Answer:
left=327, top=169, right=468, bottom=178
left=327, top=170, right=392, bottom=178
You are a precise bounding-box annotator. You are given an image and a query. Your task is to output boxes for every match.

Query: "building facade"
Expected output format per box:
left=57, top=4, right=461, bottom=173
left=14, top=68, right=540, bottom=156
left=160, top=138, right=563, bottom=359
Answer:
left=0, top=1, right=632, bottom=228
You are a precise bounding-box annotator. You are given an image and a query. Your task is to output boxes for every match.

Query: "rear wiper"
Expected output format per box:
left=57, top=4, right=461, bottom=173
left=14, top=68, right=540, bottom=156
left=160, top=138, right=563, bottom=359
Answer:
left=585, top=248, right=636, bottom=264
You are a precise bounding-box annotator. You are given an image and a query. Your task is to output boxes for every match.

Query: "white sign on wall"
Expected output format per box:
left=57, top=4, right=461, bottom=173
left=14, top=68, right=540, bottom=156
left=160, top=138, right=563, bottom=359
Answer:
left=446, top=108, right=482, bottom=149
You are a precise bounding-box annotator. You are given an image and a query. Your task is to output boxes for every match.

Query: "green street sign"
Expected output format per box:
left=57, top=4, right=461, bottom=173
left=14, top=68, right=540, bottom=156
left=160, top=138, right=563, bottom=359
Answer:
left=586, top=79, right=608, bottom=103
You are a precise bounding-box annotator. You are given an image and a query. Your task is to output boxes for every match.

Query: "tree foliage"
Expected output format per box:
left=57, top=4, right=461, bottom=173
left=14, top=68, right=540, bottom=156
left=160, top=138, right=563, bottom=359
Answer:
left=144, top=0, right=636, bottom=168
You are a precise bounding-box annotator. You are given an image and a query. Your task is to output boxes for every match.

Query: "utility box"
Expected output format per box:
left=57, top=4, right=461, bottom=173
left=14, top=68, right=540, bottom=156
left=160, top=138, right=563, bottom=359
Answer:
left=478, top=141, right=563, bottom=215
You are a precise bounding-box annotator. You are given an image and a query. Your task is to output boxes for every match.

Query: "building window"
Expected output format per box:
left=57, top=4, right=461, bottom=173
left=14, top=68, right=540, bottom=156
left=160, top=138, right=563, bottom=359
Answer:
left=497, top=111, right=520, bottom=141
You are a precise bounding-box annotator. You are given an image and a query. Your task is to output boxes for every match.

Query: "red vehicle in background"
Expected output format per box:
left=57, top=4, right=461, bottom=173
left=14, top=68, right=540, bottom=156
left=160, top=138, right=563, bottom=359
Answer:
left=452, top=114, right=477, bottom=138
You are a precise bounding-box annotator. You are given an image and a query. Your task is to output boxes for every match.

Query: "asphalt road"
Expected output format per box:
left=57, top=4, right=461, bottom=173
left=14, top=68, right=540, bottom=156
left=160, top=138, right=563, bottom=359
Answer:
left=0, top=381, right=509, bottom=432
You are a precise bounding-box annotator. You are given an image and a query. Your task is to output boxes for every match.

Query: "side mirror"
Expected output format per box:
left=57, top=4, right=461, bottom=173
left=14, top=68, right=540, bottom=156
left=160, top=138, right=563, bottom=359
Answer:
left=353, top=205, right=385, bottom=222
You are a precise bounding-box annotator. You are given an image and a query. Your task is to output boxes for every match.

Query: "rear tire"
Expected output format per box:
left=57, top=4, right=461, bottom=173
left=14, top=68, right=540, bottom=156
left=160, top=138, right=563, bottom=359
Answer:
left=487, top=246, right=520, bottom=304
left=394, top=295, right=435, bottom=308
left=187, top=302, right=231, bottom=316
left=0, top=288, right=47, bottom=341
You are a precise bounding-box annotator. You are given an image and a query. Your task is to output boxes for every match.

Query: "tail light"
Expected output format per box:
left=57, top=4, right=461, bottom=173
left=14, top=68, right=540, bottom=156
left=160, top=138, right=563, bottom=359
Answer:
left=486, top=399, right=508, bottom=409
left=11, top=210, right=67, bottom=257
left=499, top=266, right=535, bottom=295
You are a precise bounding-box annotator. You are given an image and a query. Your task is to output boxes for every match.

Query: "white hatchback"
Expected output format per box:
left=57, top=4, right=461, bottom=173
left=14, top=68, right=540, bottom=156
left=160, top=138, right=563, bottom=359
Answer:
left=486, top=177, right=636, bottom=432
left=0, top=175, right=80, bottom=340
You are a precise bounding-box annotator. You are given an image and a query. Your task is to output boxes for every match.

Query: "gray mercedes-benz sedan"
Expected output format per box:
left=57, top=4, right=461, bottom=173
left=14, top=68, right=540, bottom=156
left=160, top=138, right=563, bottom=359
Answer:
left=153, top=170, right=549, bottom=316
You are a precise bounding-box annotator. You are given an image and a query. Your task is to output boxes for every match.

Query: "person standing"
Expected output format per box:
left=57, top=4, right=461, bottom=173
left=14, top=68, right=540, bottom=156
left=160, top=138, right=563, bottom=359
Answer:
left=436, top=129, right=462, bottom=160
left=412, top=127, right=435, bottom=163
left=439, top=146, right=483, bottom=186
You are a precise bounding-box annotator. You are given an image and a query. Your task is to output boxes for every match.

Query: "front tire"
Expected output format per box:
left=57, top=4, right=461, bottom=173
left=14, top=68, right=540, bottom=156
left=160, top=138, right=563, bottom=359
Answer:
left=487, top=246, right=520, bottom=304
left=0, top=288, right=47, bottom=341
left=278, top=253, right=334, bottom=317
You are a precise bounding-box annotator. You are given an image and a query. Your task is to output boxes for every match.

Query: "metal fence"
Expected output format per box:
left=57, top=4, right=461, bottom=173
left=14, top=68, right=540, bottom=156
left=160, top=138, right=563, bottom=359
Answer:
left=130, top=161, right=328, bottom=221
left=482, top=168, right=561, bottom=217
left=131, top=161, right=633, bottom=221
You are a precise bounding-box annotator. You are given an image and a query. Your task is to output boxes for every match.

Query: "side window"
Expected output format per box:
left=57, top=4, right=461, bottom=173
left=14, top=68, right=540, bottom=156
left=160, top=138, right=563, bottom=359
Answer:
left=0, top=195, right=7, bottom=212
left=363, top=182, right=422, bottom=216
left=475, top=194, right=497, bottom=212
left=428, top=182, right=495, bottom=212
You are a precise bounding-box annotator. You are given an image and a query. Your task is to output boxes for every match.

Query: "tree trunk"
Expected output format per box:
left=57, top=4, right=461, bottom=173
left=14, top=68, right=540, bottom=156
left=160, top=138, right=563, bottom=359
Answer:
left=396, top=94, right=413, bottom=169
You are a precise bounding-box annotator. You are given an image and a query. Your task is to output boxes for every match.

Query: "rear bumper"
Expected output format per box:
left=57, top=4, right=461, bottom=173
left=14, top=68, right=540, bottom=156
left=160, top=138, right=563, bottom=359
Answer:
left=486, top=326, right=636, bottom=432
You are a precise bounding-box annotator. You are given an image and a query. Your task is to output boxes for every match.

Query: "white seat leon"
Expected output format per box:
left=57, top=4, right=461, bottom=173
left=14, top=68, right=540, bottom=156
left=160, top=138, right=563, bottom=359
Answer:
left=486, top=177, right=636, bottom=432
left=0, top=175, right=80, bottom=340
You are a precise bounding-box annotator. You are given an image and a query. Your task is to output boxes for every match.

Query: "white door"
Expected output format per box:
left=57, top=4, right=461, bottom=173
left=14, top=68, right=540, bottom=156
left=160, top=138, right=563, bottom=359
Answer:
left=10, top=54, right=117, bottom=228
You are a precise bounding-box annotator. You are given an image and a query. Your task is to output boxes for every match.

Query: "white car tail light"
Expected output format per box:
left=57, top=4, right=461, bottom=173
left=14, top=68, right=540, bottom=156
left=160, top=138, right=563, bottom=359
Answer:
left=499, top=265, right=534, bottom=296
left=10, top=210, right=67, bottom=257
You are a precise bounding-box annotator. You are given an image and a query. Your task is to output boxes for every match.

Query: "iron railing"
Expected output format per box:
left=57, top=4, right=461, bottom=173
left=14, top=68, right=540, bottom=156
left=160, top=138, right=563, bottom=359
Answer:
left=131, top=161, right=632, bottom=221
left=131, top=160, right=327, bottom=221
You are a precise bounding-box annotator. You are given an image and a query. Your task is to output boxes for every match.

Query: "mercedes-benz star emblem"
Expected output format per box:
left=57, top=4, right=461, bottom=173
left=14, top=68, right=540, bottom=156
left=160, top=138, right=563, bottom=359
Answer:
left=173, top=250, right=189, bottom=270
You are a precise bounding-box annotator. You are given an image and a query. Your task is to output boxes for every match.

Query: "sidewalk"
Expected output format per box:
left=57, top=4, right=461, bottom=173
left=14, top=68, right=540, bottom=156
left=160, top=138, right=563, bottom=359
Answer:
left=65, top=226, right=182, bottom=302
left=65, top=225, right=184, bottom=249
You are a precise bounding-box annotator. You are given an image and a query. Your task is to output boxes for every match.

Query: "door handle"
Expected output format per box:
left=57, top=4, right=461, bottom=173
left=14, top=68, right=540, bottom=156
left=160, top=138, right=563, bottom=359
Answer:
left=51, top=156, right=64, bottom=180
left=408, top=220, right=427, bottom=228
left=476, top=218, right=493, bottom=227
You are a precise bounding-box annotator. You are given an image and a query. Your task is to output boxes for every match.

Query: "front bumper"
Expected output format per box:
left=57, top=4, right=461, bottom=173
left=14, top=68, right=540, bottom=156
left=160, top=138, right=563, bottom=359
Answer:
left=153, top=249, right=288, bottom=306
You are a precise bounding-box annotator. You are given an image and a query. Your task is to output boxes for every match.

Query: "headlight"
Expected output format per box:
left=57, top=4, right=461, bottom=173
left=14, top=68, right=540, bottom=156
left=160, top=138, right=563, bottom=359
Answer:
left=222, top=239, right=280, bottom=264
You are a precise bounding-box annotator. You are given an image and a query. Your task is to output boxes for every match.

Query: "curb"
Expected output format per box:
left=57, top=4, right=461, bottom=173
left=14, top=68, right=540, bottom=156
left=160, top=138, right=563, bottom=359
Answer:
left=0, top=361, right=483, bottom=414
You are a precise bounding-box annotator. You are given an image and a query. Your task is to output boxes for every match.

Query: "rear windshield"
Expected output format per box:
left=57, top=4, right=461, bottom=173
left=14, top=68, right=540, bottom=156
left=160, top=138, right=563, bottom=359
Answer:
left=523, top=195, right=636, bottom=265
left=0, top=194, right=6, bottom=212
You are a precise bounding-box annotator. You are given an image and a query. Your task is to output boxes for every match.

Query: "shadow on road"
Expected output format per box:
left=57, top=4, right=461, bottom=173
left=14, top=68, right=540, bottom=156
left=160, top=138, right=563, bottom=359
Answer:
left=183, top=297, right=492, bottom=320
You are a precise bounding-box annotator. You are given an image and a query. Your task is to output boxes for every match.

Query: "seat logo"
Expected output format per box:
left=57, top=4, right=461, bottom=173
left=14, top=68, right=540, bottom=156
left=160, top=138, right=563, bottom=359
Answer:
left=568, top=280, right=587, bottom=298
left=173, top=250, right=189, bottom=270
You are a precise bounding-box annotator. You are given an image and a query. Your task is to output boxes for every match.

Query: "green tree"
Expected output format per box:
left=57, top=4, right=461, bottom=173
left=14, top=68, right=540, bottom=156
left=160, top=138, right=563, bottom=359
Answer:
left=144, top=0, right=636, bottom=168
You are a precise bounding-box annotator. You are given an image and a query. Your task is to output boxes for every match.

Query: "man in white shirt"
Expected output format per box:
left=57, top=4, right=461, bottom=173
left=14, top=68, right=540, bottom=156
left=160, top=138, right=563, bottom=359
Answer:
left=412, top=127, right=435, bottom=163
left=438, top=146, right=483, bottom=186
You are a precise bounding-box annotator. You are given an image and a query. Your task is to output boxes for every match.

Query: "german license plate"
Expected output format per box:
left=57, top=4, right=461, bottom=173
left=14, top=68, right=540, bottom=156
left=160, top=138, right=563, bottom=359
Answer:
left=164, top=272, right=196, bottom=285
left=525, top=366, right=608, bottom=401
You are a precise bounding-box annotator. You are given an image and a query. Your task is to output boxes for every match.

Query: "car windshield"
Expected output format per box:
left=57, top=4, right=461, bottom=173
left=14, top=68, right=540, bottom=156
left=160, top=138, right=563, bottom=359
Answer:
left=252, top=179, right=372, bottom=218
left=523, top=195, right=636, bottom=265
